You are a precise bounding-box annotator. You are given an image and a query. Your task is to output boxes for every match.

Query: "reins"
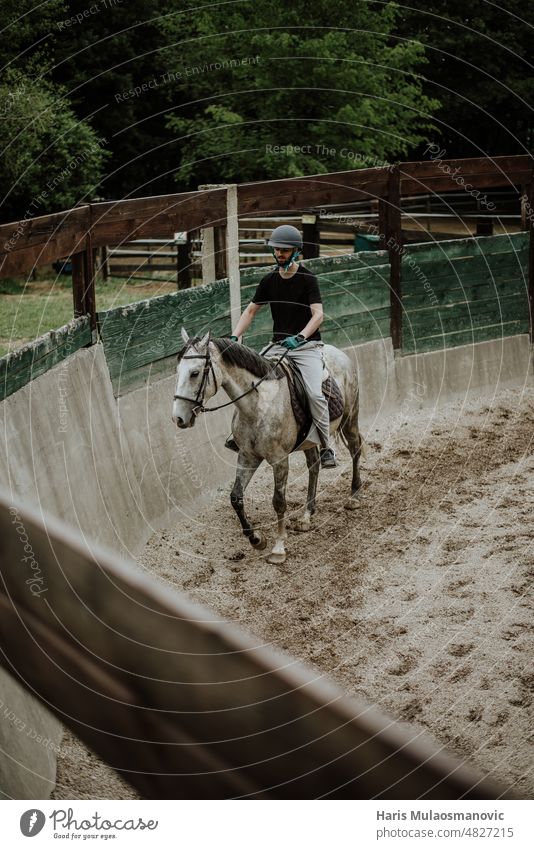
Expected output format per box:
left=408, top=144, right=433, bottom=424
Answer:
left=173, top=338, right=289, bottom=417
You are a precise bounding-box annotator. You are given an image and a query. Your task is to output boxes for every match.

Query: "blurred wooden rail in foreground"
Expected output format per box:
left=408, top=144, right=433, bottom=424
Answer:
left=0, top=492, right=511, bottom=799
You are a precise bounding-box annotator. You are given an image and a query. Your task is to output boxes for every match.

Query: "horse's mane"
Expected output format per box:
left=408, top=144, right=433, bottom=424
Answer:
left=178, top=336, right=283, bottom=379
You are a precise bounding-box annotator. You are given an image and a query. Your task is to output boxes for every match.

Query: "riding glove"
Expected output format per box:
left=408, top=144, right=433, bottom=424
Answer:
left=280, top=334, right=306, bottom=350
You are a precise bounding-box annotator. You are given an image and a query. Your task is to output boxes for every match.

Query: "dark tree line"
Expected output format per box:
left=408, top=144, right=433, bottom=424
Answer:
left=1, top=0, right=531, bottom=222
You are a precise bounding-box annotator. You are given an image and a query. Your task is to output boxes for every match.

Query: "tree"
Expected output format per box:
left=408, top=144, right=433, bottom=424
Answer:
left=52, top=0, right=176, bottom=200
left=394, top=1, right=534, bottom=156
left=158, top=0, right=440, bottom=186
left=0, top=0, right=66, bottom=75
left=0, top=71, right=108, bottom=221
left=0, top=0, right=108, bottom=221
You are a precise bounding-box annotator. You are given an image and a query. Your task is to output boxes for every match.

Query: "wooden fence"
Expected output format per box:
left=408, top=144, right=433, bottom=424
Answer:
left=1, top=232, right=529, bottom=401
left=105, top=198, right=523, bottom=283
left=0, top=155, right=531, bottom=316
left=0, top=156, right=532, bottom=400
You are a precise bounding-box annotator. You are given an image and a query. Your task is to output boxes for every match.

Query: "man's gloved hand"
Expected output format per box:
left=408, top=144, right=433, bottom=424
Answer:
left=280, top=334, right=306, bottom=350
left=230, top=335, right=239, bottom=342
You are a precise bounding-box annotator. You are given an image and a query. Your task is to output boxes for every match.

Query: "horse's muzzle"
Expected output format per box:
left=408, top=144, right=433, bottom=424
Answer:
left=173, top=416, right=194, bottom=429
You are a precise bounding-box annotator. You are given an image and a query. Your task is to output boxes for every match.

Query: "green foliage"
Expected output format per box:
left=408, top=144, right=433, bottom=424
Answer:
left=0, top=71, right=108, bottom=220
left=3, top=0, right=529, bottom=216
left=52, top=0, right=174, bottom=199
left=394, top=1, right=534, bottom=155
left=0, top=0, right=66, bottom=74
left=159, top=0, right=439, bottom=185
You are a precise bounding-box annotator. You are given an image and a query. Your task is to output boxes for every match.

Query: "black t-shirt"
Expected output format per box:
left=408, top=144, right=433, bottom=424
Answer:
left=251, top=264, right=322, bottom=341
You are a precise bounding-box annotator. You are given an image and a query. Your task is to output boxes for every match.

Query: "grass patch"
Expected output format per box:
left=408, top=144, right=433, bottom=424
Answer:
left=0, top=274, right=177, bottom=357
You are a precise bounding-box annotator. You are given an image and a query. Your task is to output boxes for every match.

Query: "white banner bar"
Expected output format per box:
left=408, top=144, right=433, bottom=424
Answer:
left=2, top=799, right=533, bottom=848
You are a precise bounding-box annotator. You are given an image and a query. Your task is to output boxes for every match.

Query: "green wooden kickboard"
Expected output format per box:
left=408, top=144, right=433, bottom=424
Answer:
left=99, top=252, right=393, bottom=394
left=1, top=235, right=528, bottom=402
left=401, top=232, right=529, bottom=352
left=0, top=317, right=92, bottom=402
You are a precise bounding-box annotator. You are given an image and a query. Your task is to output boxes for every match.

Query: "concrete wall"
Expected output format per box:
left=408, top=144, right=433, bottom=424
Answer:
left=0, top=669, right=61, bottom=800
left=117, top=370, right=233, bottom=544
left=0, top=332, right=531, bottom=798
left=0, top=343, right=232, bottom=797
left=347, top=334, right=533, bottom=429
left=0, top=343, right=233, bottom=560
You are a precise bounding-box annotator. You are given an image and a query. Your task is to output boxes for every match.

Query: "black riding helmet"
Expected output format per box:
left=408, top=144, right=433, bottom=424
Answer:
left=267, top=224, right=303, bottom=270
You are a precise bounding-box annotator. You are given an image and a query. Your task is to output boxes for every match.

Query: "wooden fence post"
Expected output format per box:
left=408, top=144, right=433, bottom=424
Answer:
left=101, top=245, right=109, bottom=280
left=72, top=253, right=85, bottom=318
left=521, top=184, right=529, bottom=231
left=302, top=213, right=320, bottom=259
left=83, top=230, right=97, bottom=335
left=71, top=217, right=97, bottom=336
left=200, top=225, right=216, bottom=285
left=198, top=184, right=229, bottom=287
left=226, top=184, right=241, bottom=331
left=386, top=165, right=402, bottom=351
left=176, top=232, right=192, bottom=290
left=476, top=218, right=494, bottom=236
left=215, top=225, right=228, bottom=279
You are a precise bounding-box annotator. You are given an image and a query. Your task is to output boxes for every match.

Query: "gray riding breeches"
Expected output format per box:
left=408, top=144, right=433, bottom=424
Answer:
left=263, top=341, right=330, bottom=449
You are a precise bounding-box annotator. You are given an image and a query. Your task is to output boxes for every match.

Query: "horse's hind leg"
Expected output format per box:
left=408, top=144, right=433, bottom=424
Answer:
left=342, top=399, right=364, bottom=510
left=293, top=447, right=320, bottom=532
left=231, top=452, right=266, bottom=549
left=267, top=457, right=289, bottom=564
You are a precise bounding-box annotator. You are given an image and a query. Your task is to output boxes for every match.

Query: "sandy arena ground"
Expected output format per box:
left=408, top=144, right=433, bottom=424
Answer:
left=53, top=385, right=534, bottom=799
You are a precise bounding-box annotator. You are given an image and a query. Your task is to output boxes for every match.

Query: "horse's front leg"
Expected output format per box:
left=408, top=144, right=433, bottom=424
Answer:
left=293, top=447, right=320, bottom=532
left=230, top=452, right=266, bottom=550
left=267, top=457, right=289, bottom=565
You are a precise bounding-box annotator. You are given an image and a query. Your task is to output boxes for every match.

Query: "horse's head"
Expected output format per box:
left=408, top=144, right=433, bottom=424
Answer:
left=172, top=328, right=221, bottom=428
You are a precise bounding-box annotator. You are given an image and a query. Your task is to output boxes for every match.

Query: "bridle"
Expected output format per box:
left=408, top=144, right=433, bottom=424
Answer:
left=173, top=335, right=289, bottom=418
left=173, top=333, right=219, bottom=419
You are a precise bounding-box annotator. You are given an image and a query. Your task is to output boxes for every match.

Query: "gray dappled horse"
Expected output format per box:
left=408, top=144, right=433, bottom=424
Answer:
left=172, top=330, right=363, bottom=564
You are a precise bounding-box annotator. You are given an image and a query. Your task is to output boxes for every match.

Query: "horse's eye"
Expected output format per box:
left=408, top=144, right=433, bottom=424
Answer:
left=190, top=370, right=200, bottom=378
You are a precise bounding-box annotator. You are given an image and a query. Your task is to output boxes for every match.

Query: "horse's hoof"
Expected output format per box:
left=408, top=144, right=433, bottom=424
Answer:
left=267, top=551, right=286, bottom=565
left=293, top=519, right=311, bottom=533
left=344, top=494, right=363, bottom=510
left=250, top=531, right=267, bottom=550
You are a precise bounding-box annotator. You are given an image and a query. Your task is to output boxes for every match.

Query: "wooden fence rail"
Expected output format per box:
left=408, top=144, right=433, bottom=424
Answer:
left=0, top=155, right=532, bottom=352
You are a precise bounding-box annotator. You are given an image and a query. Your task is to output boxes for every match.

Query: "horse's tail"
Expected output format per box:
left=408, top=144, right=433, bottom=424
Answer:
left=334, top=428, right=368, bottom=460
left=334, top=428, right=349, bottom=452
left=336, top=370, right=368, bottom=459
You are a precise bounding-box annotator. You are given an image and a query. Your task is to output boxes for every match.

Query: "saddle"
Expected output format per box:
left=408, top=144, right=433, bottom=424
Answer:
left=274, top=358, right=345, bottom=451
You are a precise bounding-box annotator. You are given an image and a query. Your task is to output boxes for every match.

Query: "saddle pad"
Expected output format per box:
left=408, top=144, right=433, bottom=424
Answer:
left=285, top=369, right=344, bottom=429
left=323, top=375, right=345, bottom=421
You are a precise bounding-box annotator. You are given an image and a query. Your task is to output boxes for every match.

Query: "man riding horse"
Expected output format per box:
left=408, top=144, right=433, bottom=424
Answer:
left=227, top=224, right=337, bottom=469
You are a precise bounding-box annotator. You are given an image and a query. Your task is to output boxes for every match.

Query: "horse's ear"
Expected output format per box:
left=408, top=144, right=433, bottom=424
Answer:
left=198, top=330, right=210, bottom=349
left=181, top=327, right=189, bottom=345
